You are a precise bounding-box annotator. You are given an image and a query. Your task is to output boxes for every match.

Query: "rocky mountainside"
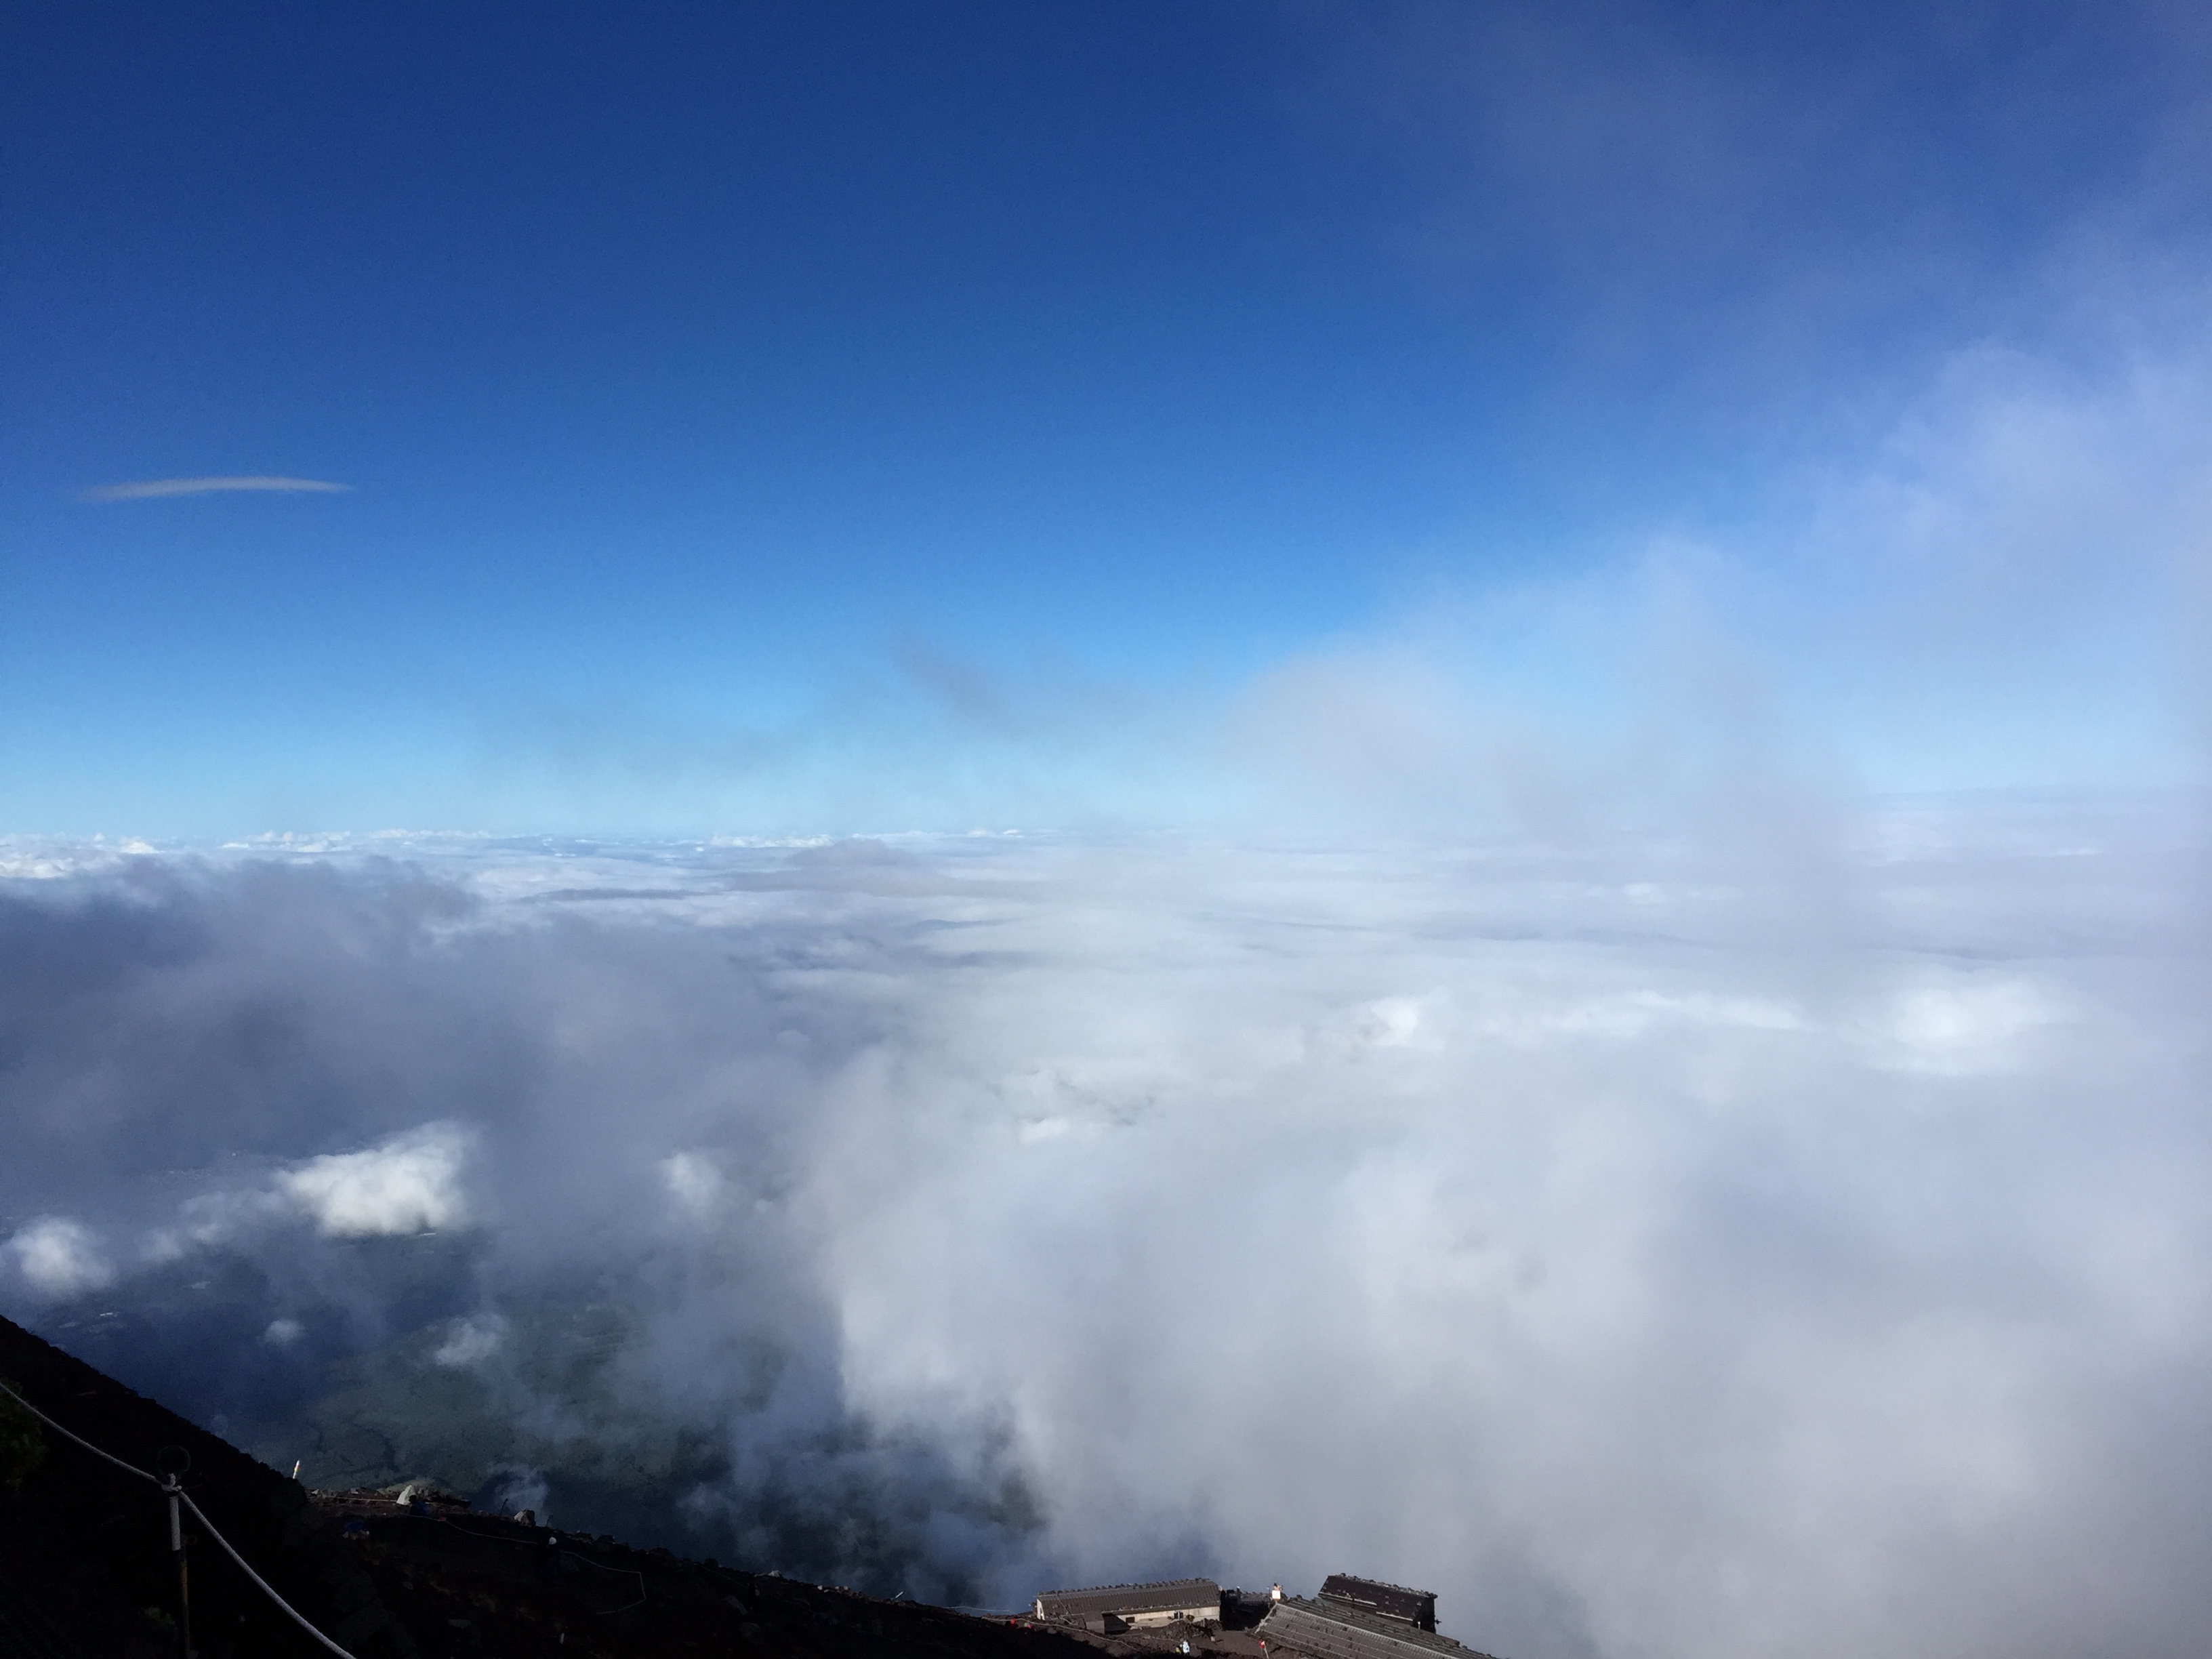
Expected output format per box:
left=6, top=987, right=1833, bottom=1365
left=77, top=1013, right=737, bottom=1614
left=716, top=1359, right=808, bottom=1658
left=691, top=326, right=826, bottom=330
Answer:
left=0, top=1315, right=1089, bottom=1659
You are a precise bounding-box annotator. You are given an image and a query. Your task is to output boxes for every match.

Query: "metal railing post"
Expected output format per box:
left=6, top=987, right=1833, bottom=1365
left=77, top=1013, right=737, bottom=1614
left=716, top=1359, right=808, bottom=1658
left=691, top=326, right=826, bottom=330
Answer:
left=165, top=1477, right=193, bottom=1658
left=159, top=1450, right=195, bottom=1659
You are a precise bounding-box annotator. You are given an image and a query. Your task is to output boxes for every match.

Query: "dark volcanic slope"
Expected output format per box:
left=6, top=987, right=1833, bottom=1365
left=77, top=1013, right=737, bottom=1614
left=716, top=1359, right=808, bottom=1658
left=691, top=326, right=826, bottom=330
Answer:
left=0, top=1315, right=1090, bottom=1659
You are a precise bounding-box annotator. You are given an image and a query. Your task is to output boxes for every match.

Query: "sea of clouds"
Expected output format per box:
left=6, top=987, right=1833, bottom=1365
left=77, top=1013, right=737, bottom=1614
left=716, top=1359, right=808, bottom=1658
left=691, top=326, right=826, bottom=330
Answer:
left=1, top=800, right=2206, bottom=1659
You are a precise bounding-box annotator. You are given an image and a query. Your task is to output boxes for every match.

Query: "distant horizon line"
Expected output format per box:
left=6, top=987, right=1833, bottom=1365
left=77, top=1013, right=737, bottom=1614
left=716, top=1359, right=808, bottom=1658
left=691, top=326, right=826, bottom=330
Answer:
left=0, top=785, right=2199, bottom=855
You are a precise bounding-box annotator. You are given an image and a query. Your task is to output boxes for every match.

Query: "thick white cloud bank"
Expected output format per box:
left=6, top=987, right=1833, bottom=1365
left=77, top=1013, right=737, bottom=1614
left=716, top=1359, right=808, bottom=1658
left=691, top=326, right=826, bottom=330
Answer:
left=0, top=811, right=2207, bottom=1658
left=276, top=1122, right=472, bottom=1237
left=3, top=1216, right=115, bottom=1297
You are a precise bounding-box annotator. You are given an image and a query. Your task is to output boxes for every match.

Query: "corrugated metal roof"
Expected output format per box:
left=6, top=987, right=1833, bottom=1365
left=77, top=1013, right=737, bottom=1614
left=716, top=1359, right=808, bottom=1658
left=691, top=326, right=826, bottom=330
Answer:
left=1318, top=1576, right=1437, bottom=1630
left=1034, top=1578, right=1222, bottom=1620
left=1258, top=1597, right=1498, bottom=1659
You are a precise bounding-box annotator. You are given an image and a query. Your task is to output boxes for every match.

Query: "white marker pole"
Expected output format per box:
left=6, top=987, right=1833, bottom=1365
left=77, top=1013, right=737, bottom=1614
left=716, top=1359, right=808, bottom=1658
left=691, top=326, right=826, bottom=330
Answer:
left=165, top=1476, right=193, bottom=1659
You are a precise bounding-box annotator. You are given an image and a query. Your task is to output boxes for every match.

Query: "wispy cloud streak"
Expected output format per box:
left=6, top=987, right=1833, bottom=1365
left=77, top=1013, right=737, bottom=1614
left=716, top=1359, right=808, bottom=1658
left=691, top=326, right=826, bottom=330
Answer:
left=79, top=475, right=352, bottom=501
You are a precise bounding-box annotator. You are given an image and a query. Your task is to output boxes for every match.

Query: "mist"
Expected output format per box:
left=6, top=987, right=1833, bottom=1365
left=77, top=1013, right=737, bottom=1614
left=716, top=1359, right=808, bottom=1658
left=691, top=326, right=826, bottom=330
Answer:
left=2, top=795, right=2206, bottom=1659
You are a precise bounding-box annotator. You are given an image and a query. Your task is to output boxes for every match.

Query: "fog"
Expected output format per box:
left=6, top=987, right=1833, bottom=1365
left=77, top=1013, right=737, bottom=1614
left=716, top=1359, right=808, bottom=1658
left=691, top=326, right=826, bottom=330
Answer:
left=2, top=800, right=2206, bottom=1659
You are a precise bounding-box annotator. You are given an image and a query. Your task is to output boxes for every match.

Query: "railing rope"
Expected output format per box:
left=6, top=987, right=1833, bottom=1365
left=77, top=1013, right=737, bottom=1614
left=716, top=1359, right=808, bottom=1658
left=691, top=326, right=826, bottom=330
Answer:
left=0, top=1377, right=361, bottom=1659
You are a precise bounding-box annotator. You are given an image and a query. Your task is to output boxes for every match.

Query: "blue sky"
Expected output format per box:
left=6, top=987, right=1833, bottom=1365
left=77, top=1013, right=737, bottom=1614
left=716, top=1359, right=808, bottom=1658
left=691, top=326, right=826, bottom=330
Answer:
left=5, top=1, right=2208, bottom=834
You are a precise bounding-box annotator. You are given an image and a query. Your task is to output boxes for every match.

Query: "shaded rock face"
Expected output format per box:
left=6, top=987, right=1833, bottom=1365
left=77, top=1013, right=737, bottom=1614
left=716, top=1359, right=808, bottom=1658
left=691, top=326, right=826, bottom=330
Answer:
left=0, top=1314, right=415, bottom=1659
left=0, top=1315, right=1094, bottom=1659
